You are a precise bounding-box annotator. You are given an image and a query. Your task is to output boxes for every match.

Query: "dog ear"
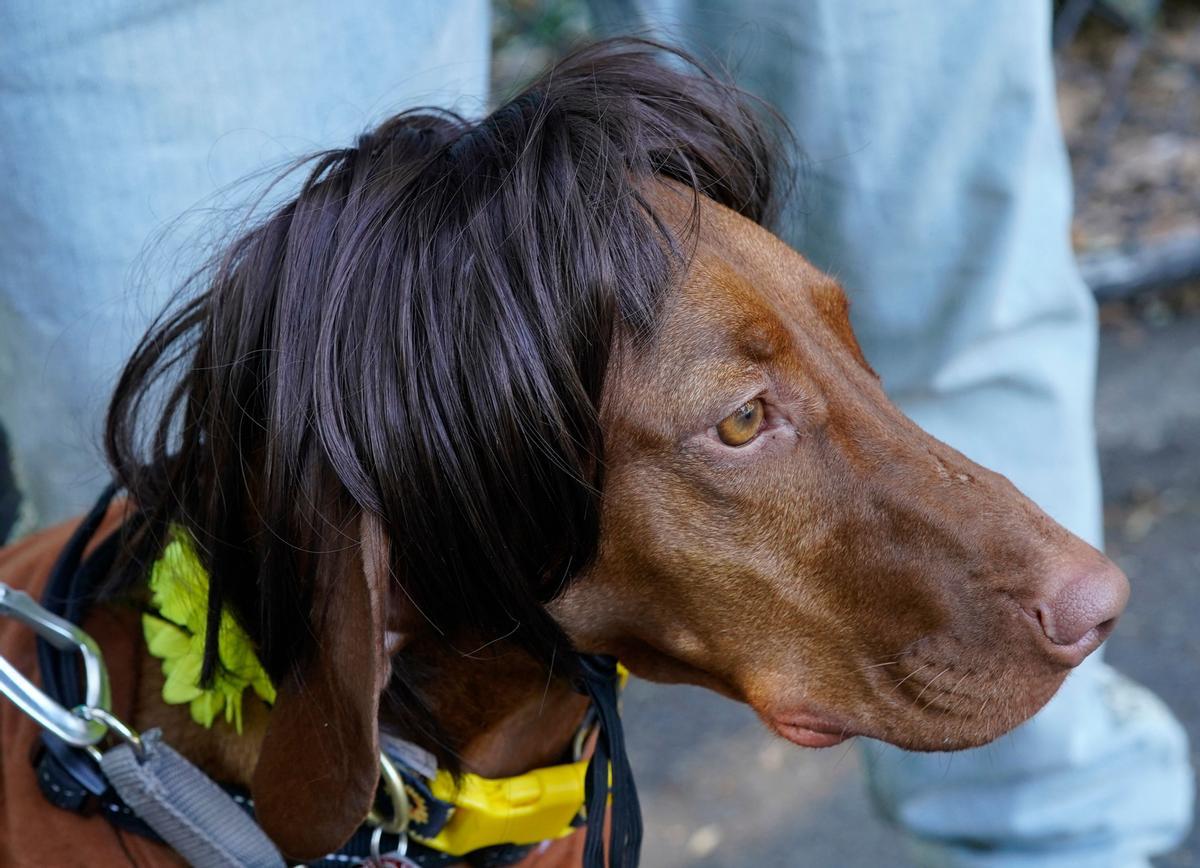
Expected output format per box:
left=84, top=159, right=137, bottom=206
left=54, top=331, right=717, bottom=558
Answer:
left=251, top=514, right=396, bottom=859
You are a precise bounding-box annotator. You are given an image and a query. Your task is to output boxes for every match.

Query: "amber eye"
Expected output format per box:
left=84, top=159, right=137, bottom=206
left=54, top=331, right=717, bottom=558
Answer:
left=716, top=398, right=765, bottom=446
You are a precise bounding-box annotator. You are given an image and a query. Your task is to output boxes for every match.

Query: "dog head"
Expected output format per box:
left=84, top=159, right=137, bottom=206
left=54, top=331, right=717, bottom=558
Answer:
left=552, top=183, right=1125, bottom=751
left=107, top=39, right=1124, bottom=857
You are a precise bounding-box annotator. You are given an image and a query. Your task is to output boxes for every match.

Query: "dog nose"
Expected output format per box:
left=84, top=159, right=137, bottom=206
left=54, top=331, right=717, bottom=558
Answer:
left=1029, top=559, right=1129, bottom=666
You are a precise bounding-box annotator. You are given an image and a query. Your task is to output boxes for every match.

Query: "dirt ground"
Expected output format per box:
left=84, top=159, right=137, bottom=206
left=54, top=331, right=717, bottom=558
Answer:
left=622, top=294, right=1200, bottom=866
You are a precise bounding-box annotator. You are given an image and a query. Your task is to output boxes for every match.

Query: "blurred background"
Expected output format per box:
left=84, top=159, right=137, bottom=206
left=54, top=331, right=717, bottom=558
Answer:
left=494, top=1, right=1200, bottom=865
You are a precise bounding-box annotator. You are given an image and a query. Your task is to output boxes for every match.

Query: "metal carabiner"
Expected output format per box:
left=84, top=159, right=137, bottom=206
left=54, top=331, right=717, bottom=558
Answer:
left=0, top=582, right=111, bottom=746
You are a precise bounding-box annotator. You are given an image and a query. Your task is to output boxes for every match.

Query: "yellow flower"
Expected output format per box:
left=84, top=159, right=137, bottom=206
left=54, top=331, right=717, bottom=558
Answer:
left=142, top=530, right=276, bottom=733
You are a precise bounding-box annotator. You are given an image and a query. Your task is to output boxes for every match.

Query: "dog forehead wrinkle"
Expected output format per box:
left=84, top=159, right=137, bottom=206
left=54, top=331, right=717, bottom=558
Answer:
left=738, top=317, right=789, bottom=363
left=673, top=263, right=790, bottom=365
left=670, top=250, right=850, bottom=409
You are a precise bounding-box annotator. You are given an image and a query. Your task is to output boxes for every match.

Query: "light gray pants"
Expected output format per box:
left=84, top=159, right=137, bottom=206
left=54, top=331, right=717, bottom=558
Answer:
left=619, top=1, right=1194, bottom=864
left=0, top=0, right=490, bottom=529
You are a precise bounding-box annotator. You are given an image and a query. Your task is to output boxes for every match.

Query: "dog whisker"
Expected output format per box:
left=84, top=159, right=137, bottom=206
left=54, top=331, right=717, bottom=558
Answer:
left=925, top=670, right=977, bottom=713
left=974, top=677, right=1001, bottom=725
left=946, top=671, right=972, bottom=697
left=944, top=677, right=981, bottom=716
left=858, top=659, right=902, bottom=671
left=926, top=687, right=966, bottom=714
left=913, top=667, right=950, bottom=705
left=832, top=738, right=856, bottom=772
left=888, top=661, right=933, bottom=695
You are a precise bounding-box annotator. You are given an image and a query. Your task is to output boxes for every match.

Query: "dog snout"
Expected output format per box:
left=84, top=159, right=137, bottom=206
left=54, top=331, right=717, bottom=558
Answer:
left=1023, top=558, right=1129, bottom=667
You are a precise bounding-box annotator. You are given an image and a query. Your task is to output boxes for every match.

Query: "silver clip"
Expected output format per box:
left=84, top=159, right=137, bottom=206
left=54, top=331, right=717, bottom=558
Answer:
left=369, top=824, right=417, bottom=867
left=0, top=582, right=111, bottom=746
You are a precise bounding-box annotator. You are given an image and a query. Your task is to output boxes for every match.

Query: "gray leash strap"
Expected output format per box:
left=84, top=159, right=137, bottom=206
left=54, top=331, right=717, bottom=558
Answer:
left=100, top=729, right=285, bottom=868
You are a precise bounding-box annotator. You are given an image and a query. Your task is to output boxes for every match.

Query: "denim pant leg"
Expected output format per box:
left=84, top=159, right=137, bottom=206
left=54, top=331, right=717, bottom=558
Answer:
left=0, top=0, right=489, bottom=529
left=621, top=0, right=1194, bottom=863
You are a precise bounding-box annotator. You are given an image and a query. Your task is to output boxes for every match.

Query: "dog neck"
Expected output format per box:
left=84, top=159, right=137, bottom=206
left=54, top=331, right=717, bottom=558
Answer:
left=130, top=637, right=591, bottom=790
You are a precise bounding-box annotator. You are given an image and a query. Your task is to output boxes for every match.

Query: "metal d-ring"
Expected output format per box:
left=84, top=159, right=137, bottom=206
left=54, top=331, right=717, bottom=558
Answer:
left=367, top=749, right=411, bottom=835
left=369, top=823, right=410, bottom=864
left=75, top=705, right=145, bottom=760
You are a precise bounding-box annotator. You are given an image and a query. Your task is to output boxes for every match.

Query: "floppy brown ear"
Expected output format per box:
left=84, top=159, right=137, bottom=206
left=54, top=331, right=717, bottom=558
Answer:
left=251, top=515, right=395, bottom=859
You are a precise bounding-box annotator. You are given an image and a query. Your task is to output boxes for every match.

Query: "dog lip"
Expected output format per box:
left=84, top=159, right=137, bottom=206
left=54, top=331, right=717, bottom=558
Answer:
left=768, top=712, right=856, bottom=749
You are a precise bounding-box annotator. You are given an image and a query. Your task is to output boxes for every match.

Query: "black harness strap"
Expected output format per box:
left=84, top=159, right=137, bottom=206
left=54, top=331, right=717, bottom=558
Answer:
left=32, top=483, right=161, bottom=837
left=36, top=482, right=120, bottom=709
left=576, top=655, right=643, bottom=868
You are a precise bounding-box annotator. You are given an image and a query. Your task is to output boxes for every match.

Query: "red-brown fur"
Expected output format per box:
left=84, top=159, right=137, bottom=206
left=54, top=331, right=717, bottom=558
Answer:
left=117, top=184, right=1125, bottom=861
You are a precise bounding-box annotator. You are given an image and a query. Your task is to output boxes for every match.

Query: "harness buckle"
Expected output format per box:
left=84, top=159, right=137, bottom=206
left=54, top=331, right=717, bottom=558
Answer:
left=0, top=582, right=111, bottom=747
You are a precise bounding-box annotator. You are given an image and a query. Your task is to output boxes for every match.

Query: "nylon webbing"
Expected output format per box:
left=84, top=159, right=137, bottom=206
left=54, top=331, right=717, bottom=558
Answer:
left=577, top=654, right=642, bottom=868
left=100, top=729, right=285, bottom=868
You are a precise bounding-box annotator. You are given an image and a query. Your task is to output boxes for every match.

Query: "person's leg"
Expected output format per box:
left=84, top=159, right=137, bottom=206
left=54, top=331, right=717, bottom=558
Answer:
left=0, top=0, right=489, bottom=529
left=619, top=1, right=1194, bottom=863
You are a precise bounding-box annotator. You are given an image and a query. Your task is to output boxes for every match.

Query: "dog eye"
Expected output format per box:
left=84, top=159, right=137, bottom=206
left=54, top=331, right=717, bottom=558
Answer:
left=716, top=399, right=764, bottom=446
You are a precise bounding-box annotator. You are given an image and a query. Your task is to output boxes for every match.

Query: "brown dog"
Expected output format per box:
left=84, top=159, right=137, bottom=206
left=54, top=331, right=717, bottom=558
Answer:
left=554, top=183, right=1125, bottom=751
left=0, top=39, right=1125, bottom=866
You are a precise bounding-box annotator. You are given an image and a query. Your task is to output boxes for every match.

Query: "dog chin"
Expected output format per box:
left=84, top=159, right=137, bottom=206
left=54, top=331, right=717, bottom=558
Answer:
left=773, top=722, right=854, bottom=749
left=881, top=681, right=1067, bottom=753
left=766, top=668, right=1068, bottom=754
left=766, top=712, right=992, bottom=752
left=886, top=727, right=1004, bottom=753
left=764, top=711, right=858, bottom=749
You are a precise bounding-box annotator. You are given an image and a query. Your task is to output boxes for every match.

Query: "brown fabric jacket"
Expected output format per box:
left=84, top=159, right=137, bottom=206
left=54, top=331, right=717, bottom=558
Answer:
left=0, top=511, right=585, bottom=867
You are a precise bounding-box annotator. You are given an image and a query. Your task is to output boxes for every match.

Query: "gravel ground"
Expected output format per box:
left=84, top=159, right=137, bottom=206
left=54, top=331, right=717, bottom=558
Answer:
left=1058, top=0, right=1200, bottom=253
left=623, top=303, right=1200, bottom=867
